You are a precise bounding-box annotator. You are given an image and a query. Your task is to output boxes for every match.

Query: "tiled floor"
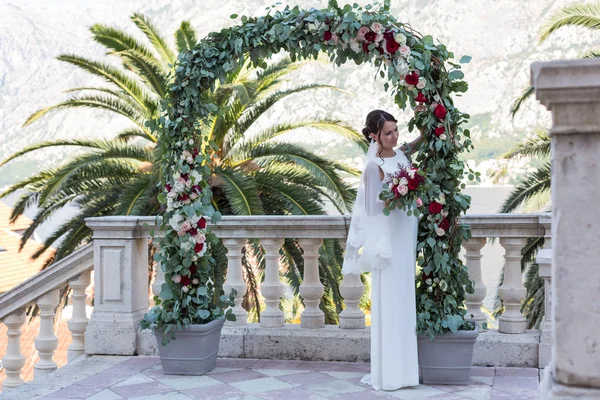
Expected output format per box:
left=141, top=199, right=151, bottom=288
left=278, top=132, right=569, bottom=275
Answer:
left=0, top=356, right=541, bottom=400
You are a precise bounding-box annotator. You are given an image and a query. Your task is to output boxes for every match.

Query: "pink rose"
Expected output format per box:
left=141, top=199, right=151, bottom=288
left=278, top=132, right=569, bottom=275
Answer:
left=370, top=22, right=384, bottom=33
left=331, top=33, right=339, bottom=45
left=398, top=185, right=408, bottom=196
left=177, top=230, right=186, bottom=237
left=190, top=192, right=198, bottom=200
left=172, top=274, right=182, bottom=283
left=416, top=198, right=423, bottom=207
left=181, top=221, right=191, bottom=231
left=195, top=232, right=206, bottom=244
left=399, top=45, right=411, bottom=57
left=357, top=26, right=369, bottom=40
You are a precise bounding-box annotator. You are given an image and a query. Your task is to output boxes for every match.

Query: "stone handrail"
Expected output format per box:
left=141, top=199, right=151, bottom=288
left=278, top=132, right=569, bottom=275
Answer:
left=0, top=242, right=94, bottom=389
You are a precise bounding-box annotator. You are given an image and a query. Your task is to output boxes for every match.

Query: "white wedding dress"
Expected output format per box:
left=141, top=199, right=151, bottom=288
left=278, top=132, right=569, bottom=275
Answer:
left=343, top=148, right=419, bottom=391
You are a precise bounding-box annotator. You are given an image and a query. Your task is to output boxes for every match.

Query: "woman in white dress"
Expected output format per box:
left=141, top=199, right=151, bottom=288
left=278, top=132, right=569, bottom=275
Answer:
left=343, top=109, right=424, bottom=391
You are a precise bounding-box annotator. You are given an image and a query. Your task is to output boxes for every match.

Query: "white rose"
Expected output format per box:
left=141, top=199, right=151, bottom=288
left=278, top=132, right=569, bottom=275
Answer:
left=169, top=214, right=183, bottom=231
left=440, top=280, right=448, bottom=292
left=349, top=39, right=361, bottom=53
left=174, top=181, right=185, bottom=193
left=416, top=81, right=426, bottom=90
left=394, top=33, right=406, bottom=44
left=439, top=134, right=447, bottom=140
left=189, top=139, right=194, bottom=145
left=172, top=274, right=182, bottom=283
left=399, top=45, right=411, bottom=57
left=182, top=150, right=192, bottom=159
left=190, top=171, right=202, bottom=182
left=182, top=286, right=189, bottom=293
left=427, top=215, right=433, bottom=221
left=399, top=177, right=408, bottom=186
left=398, top=185, right=408, bottom=196
left=427, top=286, right=433, bottom=293
left=371, top=22, right=384, bottom=33
left=438, top=193, right=446, bottom=205
left=426, top=278, right=432, bottom=286
left=436, top=227, right=446, bottom=236
left=395, top=59, right=409, bottom=76
left=191, top=255, right=198, bottom=262
left=180, top=241, right=191, bottom=251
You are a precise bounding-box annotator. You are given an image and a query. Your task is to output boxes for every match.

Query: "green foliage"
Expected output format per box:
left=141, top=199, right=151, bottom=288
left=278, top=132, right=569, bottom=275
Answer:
left=149, top=1, right=478, bottom=339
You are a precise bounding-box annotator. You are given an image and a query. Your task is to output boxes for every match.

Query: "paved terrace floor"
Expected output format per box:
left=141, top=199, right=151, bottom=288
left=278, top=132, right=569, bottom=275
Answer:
left=0, top=356, right=541, bottom=400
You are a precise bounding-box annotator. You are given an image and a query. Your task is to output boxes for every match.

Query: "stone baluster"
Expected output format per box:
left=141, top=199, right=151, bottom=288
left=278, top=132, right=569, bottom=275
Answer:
left=151, top=240, right=164, bottom=299
left=463, top=238, right=488, bottom=328
left=498, top=237, right=528, bottom=333
left=2, top=310, right=26, bottom=389
left=298, top=238, right=325, bottom=329
left=223, top=238, right=248, bottom=326
left=536, top=240, right=552, bottom=367
left=339, top=243, right=366, bottom=329
left=68, top=272, right=90, bottom=362
left=34, top=289, right=60, bottom=377
left=260, top=238, right=285, bottom=328
left=533, top=59, right=600, bottom=396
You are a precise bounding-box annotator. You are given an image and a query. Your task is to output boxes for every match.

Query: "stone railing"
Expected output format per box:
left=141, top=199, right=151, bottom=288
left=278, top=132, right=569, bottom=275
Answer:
left=0, top=213, right=551, bottom=390
left=0, top=243, right=93, bottom=389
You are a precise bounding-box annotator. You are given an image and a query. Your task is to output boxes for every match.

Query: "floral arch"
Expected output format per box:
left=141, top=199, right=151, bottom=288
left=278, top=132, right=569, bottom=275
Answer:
left=143, top=0, right=479, bottom=339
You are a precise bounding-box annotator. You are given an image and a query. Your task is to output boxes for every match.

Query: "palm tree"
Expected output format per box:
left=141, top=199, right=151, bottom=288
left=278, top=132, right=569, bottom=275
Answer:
left=0, top=14, right=366, bottom=324
left=494, top=2, right=600, bottom=327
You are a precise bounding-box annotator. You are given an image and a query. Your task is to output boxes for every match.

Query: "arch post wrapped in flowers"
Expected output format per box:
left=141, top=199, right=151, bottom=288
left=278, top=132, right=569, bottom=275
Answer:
left=140, top=0, right=480, bottom=379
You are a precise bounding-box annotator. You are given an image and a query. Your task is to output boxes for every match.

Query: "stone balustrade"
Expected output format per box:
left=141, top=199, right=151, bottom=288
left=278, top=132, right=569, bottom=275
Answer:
left=0, top=213, right=550, bottom=390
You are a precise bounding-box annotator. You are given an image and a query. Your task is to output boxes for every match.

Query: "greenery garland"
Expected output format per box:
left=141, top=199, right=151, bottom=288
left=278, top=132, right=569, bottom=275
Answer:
left=141, top=0, right=480, bottom=341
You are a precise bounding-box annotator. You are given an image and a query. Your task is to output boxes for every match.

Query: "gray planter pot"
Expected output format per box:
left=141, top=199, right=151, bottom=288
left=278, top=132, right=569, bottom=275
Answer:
left=417, top=325, right=479, bottom=385
left=154, top=317, right=225, bottom=375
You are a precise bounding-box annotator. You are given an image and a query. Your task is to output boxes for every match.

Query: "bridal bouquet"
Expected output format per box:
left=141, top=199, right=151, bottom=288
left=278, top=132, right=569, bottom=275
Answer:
left=380, top=163, right=426, bottom=216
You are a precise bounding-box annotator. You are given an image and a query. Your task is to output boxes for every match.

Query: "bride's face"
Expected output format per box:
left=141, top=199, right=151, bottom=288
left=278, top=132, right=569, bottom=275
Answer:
left=372, top=121, right=399, bottom=149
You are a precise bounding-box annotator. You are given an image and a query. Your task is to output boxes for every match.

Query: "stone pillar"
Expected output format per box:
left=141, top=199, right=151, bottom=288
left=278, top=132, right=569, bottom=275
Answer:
left=34, top=289, right=60, bottom=378
left=223, top=238, right=248, bottom=326
left=339, top=241, right=366, bottom=329
left=68, top=271, right=91, bottom=362
left=498, top=237, right=528, bottom=334
left=532, top=59, right=600, bottom=398
left=298, top=238, right=325, bottom=329
left=463, top=237, right=488, bottom=328
left=260, top=238, right=285, bottom=328
left=537, top=214, right=552, bottom=368
left=2, top=310, right=26, bottom=389
left=85, top=218, right=149, bottom=355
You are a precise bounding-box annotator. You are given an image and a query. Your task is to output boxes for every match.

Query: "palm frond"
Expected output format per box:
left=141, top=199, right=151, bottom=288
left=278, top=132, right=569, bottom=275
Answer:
left=175, top=21, right=198, bottom=53
left=0, top=139, right=107, bottom=168
left=214, top=167, right=264, bottom=216
left=499, top=161, right=551, bottom=213
left=131, top=13, right=176, bottom=65
left=116, top=127, right=157, bottom=143
left=120, top=50, right=169, bottom=98
left=56, top=54, right=157, bottom=114
left=510, top=86, right=535, bottom=119
left=114, top=173, right=157, bottom=215
left=581, top=48, right=600, bottom=58
left=503, top=129, right=550, bottom=160
left=539, top=3, right=600, bottom=43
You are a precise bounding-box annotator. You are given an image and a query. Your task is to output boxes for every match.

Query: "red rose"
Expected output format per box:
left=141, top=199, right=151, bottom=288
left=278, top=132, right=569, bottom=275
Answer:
left=386, top=39, right=400, bottom=54
left=362, top=42, right=370, bottom=53
left=422, top=270, right=432, bottom=281
left=193, top=185, right=202, bottom=194
left=408, top=179, right=419, bottom=190
left=180, top=276, right=191, bottom=286
left=189, top=265, right=197, bottom=275
left=189, top=228, right=197, bottom=236
left=415, top=92, right=427, bottom=103
left=405, top=72, right=419, bottom=86
left=439, top=218, right=451, bottom=231
left=179, top=193, right=189, bottom=202
left=383, top=30, right=395, bottom=41
left=180, top=173, right=189, bottom=181
left=165, top=184, right=172, bottom=192
left=192, top=149, right=199, bottom=158
left=364, top=31, right=377, bottom=43
left=194, top=243, right=204, bottom=253
left=199, top=217, right=206, bottom=229
left=428, top=201, right=443, bottom=214
left=324, top=31, right=332, bottom=41
left=435, top=104, right=447, bottom=120
left=434, top=126, right=445, bottom=136
left=376, top=46, right=385, bottom=55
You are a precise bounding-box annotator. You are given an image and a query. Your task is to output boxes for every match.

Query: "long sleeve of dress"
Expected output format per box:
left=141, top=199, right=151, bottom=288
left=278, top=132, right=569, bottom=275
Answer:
left=363, top=161, right=385, bottom=217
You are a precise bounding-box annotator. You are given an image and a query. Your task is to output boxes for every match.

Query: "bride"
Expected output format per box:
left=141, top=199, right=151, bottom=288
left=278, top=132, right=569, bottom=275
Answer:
left=343, top=109, right=424, bottom=391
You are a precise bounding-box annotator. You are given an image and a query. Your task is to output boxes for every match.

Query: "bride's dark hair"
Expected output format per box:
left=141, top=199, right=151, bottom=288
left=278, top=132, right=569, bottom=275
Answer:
left=361, top=110, right=398, bottom=159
